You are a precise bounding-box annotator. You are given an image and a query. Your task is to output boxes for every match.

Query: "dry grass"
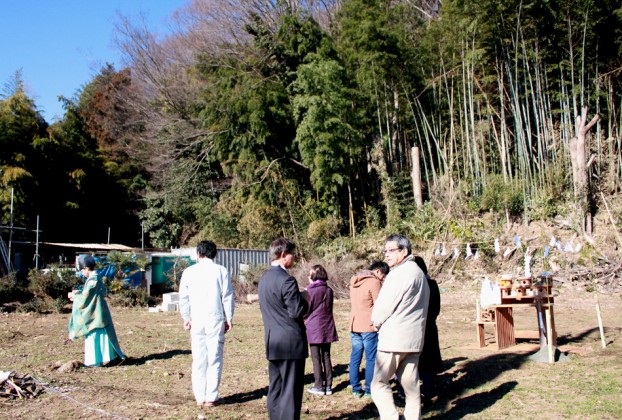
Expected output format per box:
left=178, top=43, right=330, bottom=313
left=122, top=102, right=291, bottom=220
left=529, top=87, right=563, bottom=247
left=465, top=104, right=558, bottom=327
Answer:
left=1, top=286, right=621, bottom=419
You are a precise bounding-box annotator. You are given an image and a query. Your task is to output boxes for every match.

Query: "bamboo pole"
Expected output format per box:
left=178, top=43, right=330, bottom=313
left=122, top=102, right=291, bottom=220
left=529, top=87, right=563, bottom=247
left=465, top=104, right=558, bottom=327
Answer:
left=545, top=309, right=554, bottom=363
left=596, top=301, right=606, bottom=349
left=411, top=147, right=423, bottom=208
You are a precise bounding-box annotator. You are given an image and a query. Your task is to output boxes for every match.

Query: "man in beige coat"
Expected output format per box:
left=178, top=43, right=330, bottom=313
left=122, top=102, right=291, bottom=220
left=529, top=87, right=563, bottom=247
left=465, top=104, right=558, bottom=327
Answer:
left=371, top=234, right=430, bottom=420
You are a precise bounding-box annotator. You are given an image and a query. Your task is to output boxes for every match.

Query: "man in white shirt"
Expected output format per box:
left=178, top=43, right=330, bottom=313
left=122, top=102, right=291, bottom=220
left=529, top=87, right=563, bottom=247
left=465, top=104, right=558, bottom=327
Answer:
left=371, top=234, right=429, bottom=420
left=179, top=240, right=234, bottom=407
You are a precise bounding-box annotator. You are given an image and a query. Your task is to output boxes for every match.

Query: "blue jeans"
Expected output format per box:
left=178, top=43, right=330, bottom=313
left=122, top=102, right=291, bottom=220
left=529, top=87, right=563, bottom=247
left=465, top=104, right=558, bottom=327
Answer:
left=349, top=332, right=378, bottom=394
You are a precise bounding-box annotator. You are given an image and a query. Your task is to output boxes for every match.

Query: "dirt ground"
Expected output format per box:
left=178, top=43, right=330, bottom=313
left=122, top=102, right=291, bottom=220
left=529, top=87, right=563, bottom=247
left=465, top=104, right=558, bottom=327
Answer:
left=1, top=283, right=621, bottom=419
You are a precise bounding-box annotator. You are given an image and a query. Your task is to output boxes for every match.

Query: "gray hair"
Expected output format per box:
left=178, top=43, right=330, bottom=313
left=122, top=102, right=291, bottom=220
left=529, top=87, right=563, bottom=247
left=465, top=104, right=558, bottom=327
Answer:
left=385, top=234, right=412, bottom=255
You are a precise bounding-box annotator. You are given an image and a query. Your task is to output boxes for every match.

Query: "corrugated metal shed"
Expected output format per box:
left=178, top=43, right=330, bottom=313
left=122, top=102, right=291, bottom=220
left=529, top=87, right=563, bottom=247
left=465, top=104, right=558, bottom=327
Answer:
left=170, top=247, right=270, bottom=279
left=215, top=248, right=270, bottom=279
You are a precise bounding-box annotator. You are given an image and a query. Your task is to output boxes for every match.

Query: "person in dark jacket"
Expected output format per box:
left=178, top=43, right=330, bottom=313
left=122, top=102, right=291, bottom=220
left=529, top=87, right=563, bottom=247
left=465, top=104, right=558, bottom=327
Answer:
left=414, top=256, right=443, bottom=404
left=304, top=264, right=339, bottom=396
left=259, top=238, right=309, bottom=420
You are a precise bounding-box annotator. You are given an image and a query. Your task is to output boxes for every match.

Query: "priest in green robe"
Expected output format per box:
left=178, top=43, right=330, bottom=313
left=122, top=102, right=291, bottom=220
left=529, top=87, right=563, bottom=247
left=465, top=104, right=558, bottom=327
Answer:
left=67, top=254, right=125, bottom=367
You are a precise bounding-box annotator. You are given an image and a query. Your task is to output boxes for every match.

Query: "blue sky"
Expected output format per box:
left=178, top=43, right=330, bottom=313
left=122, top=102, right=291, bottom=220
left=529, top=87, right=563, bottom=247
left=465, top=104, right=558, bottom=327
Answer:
left=0, top=0, right=187, bottom=123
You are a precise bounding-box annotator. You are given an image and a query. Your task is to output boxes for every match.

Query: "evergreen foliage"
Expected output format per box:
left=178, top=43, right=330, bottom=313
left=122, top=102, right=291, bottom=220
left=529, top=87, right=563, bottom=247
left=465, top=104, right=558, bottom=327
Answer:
left=2, top=0, right=621, bottom=255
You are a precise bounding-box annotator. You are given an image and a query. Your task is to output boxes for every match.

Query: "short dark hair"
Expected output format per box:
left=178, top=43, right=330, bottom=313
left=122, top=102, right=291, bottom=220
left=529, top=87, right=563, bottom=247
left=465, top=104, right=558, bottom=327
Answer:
left=197, top=240, right=217, bottom=259
left=413, top=255, right=428, bottom=276
left=368, top=260, right=390, bottom=275
left=78, top=254, right=96, bottom=270
left=310, top=264, right=328, bottom=281
left=269, top=238, right=296, bottom=261
left=385, top=233, right=412, bottom=255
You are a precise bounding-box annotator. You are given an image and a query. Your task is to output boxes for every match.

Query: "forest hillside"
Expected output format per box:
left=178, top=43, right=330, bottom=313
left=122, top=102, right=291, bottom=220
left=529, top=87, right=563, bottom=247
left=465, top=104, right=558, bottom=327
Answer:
left=1, top=1, right=621, bottom=288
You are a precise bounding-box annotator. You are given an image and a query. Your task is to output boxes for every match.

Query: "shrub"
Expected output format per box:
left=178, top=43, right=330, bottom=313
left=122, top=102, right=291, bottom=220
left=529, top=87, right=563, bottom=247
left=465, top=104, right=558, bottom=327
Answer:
left=306, top=216, right=340, bottom=251
left=402, top=202, right=447, bottom=245
left=480, top=175, right=524, bottom=217
left=108, top=287, right=152, bottom=308
left=232, top=280, right=258, bottom=305
left=232, top=263, right=271, bottom=303
left=0, top=272, right=32, bottom=304
left=17, top=298, right=48, bottom=314
left=27, top=267, right=80, bottom=312
left=290, top=255, right=366, bottom=300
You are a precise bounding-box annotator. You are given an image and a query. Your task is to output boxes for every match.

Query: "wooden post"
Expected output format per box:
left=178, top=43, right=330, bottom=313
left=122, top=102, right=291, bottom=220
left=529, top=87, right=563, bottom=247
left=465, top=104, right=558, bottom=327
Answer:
left=411, top=146, right=423, bottom=208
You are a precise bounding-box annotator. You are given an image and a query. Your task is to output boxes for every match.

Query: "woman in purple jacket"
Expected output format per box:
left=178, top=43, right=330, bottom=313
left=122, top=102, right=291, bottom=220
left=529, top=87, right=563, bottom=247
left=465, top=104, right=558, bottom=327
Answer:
left=304, top=264, right=339, bottom=396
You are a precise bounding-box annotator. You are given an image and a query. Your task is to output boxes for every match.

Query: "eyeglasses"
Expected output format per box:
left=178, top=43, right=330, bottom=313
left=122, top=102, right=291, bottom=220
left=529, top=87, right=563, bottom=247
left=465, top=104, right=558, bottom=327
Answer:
left=383, top=247, right=401, bottom=254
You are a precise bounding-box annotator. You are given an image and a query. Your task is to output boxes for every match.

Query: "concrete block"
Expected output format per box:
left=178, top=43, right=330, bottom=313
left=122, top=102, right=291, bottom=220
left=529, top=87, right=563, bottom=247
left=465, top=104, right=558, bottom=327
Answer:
left=148, top=307, right=161, bottom=313
left=162, top=292, right=180, bottom=305
left=161, top=303, right=178, bottom=312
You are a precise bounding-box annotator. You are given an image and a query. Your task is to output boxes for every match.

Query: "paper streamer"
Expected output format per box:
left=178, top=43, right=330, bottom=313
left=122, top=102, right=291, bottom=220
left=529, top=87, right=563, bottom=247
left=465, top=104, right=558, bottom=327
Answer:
left=564, top=241, right=573, bottom=252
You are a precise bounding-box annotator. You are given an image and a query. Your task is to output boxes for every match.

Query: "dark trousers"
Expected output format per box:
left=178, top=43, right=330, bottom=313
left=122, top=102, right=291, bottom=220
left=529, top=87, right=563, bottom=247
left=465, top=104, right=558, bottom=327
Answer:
left=267, top=358, right=305, bottom=420
left=310, top=343, right=333, bottom=388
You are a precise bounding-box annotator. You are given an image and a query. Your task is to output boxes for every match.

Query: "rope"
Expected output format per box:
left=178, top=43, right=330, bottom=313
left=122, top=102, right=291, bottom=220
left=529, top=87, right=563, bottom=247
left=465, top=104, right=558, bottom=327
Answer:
left=32, top=376, right=130, bottom=420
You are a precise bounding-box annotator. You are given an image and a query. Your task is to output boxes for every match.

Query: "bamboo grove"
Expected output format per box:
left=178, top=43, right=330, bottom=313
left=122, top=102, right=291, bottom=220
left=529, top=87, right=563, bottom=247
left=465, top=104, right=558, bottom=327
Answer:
left=1, top=0, right=621, bottom=251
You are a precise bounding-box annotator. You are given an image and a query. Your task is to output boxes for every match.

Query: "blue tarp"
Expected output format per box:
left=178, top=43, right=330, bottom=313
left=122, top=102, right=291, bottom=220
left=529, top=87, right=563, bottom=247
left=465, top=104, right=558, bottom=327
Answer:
left=98, top=263, right=142, bottom=287
left=78, top=254, right=142, bottom=288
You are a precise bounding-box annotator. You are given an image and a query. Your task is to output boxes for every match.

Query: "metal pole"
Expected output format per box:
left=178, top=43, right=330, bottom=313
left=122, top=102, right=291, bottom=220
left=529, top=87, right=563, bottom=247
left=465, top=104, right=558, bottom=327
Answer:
left=107, top=227, right=111, bottom=244
left=141, top=222, right=144, bottom=251
left=8, top=188, right=14, bottom=271
left=35, top=215, right=40, bottom=269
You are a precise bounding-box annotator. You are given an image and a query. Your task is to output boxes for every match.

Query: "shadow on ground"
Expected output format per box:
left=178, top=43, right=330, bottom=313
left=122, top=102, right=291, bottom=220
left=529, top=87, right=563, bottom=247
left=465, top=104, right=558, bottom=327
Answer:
left=123, top=349, right=190, bottom=365
left=225, top=385, right=270, bottom=405
left=425, top=352, right=530, bottom=418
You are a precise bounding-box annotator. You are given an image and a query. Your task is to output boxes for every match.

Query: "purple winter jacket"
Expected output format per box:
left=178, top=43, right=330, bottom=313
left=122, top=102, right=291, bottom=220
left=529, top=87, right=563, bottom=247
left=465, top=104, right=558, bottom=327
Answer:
left=303, top=280, right=339, bottom=344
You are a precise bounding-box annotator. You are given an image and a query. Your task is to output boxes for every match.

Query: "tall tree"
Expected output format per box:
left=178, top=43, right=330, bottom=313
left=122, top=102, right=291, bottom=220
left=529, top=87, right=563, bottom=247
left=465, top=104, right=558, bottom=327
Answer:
left=0, top=82, right=48, bottom=227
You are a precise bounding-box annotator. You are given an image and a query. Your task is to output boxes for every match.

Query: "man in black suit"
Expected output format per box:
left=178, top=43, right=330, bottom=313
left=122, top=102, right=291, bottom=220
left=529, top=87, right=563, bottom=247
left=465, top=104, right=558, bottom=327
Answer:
left=259, top=238, right=309, bottom=420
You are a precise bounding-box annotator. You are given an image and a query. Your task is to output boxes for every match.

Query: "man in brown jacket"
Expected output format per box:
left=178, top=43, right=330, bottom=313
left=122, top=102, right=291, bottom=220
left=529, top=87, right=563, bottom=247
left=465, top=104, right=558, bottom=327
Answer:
left=348, top=261, right=389, bottom=398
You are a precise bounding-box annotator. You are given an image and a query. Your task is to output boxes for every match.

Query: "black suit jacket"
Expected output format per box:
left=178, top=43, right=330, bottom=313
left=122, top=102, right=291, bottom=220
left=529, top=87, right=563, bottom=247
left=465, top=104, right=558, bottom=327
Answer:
left=259, top=265, right=309, bottom=360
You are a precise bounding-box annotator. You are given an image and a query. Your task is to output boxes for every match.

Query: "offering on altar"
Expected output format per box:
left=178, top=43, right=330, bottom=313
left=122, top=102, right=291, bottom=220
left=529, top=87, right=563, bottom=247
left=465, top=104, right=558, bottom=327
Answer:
left=532, top=279, right=553, bottom=296
left=494, top=274, right=554, bottom=300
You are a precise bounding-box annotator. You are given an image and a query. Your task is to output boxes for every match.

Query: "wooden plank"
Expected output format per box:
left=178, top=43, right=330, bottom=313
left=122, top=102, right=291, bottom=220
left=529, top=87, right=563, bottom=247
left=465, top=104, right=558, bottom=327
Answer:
left=495, top=307, right=515, bottom=349
left=514, top=330, right=540, bottom=340
left=476, top=323, right=486, bottom=347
